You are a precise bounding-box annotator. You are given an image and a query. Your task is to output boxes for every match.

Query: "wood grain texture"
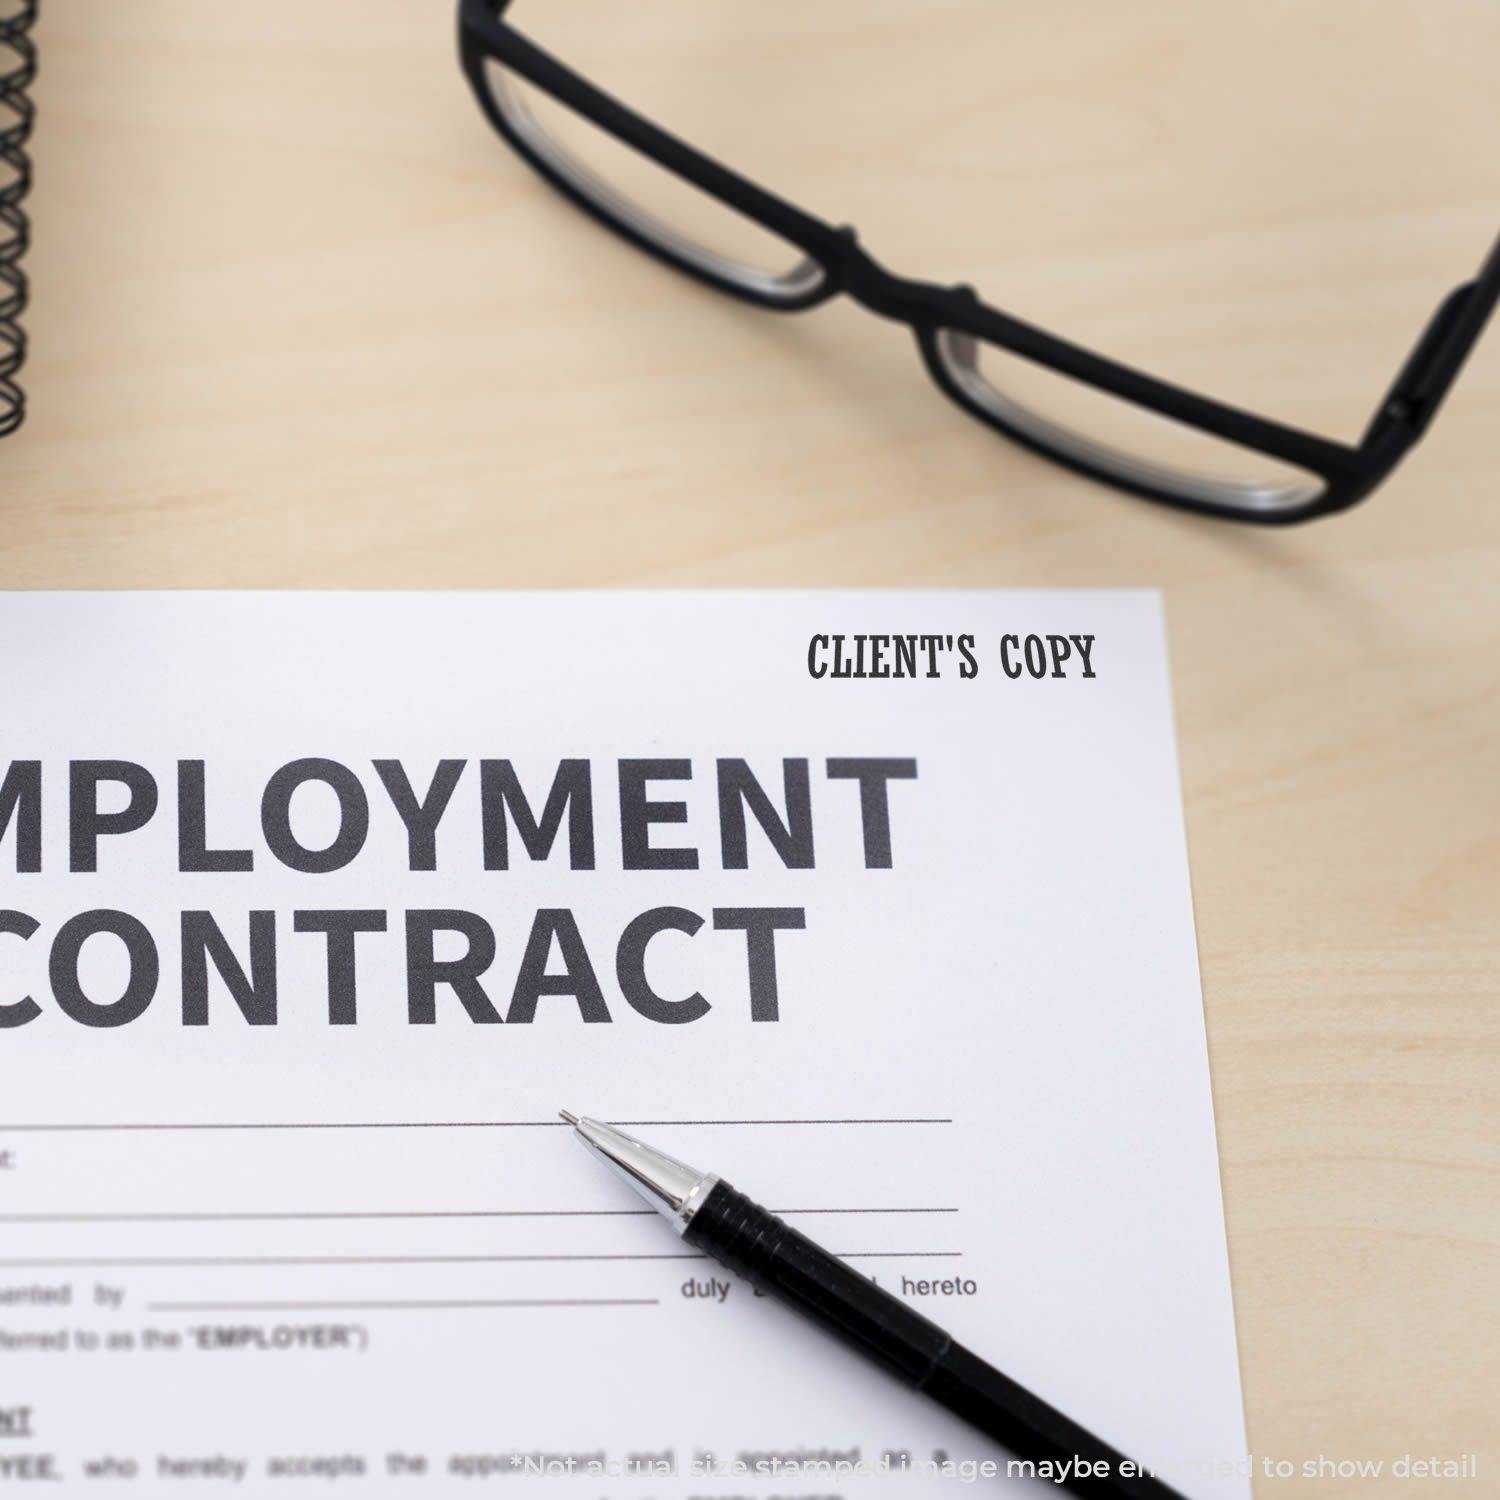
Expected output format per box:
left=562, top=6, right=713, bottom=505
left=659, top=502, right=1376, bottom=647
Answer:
left=5, top=3, right=1497, bottom=1492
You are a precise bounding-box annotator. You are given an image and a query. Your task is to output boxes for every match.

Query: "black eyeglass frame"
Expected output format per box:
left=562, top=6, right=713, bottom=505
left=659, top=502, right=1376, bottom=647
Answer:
left=458, top=0, right=1500, bottom=525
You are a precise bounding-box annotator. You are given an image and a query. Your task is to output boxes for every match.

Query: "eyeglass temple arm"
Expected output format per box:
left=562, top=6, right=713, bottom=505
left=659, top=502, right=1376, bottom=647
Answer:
left=1364, top=229, right=1500, bottom=450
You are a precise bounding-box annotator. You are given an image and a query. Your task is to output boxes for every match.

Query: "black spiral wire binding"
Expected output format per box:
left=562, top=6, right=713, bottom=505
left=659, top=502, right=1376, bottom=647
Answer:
left=0, top=0, right=36, bottom=438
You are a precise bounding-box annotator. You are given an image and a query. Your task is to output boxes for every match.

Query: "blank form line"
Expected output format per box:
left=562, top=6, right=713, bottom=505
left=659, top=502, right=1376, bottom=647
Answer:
left=0, top=1251, right=962, bottom=1268
left=781, top=1207, right=958, bottom=1216
left=0, top=1207, right=958, bottom=1224
left=146, top=1298, right=659, bottom=1312
left=0, top=1118, right=952, bottom=1132
left=616, top=1119, right=952, bottom=1127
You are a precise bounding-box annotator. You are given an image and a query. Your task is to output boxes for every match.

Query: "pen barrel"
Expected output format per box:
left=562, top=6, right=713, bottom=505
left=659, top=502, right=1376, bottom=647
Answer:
left=682, top=1179, right=953, bottom=1387
left=685, top=1180, right=1187, bottom=1500
left=923, top=1344, right=1185, bottom=1499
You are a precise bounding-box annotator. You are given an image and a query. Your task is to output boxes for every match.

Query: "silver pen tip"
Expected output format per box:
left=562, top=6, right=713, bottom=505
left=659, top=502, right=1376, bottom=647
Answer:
left=560, top=1115, right=717, bottom=1233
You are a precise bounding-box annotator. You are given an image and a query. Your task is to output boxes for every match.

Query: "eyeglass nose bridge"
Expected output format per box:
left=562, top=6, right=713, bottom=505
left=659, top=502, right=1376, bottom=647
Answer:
left=822, top=225, right=979, bottom=330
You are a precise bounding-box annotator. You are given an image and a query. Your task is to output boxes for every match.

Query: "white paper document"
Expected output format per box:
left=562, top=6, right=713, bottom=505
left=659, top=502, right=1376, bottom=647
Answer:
left=0, top=590, right=1247, bottom=1497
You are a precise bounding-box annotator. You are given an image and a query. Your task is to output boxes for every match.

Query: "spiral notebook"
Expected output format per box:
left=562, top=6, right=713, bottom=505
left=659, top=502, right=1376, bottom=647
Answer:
left=0, top=0, right=38, bottom=436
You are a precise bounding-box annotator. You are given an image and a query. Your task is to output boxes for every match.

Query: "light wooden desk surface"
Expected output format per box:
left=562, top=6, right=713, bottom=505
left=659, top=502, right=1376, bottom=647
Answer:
left=9, top=3, right=1498, bottom=1491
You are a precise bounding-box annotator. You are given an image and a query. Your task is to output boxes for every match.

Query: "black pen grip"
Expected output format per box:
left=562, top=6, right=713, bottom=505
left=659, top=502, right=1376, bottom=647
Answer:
left=683, top=1179, right=1188, bottom=1500
left=683, top=1178, right=952, bottom=1385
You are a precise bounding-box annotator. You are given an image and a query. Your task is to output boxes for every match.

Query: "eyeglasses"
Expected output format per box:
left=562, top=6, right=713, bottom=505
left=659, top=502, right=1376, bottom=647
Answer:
left=458, top=0, right=1500, bottom=525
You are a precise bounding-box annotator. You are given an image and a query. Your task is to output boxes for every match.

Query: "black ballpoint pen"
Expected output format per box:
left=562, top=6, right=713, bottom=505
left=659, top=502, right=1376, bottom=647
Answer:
left=560, top=1112, right=1189, bottom=1500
